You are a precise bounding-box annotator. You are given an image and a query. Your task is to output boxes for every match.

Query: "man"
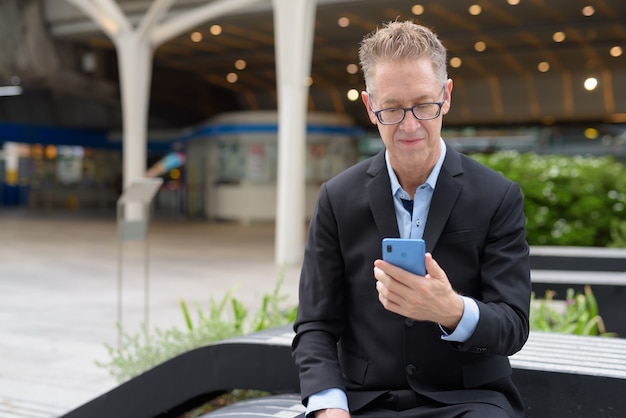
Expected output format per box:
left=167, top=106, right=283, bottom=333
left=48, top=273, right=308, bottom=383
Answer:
left=292, top=21, right=531, bottom=418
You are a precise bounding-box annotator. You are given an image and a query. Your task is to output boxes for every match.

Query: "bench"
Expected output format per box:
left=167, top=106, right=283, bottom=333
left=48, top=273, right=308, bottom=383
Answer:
left=60, top=327, right=299, bottom=418
left=61, top=325, right=626, bottom=418
left=202, top=330, right=626, bottom=418
left=510, top=331, right=626, bottom=417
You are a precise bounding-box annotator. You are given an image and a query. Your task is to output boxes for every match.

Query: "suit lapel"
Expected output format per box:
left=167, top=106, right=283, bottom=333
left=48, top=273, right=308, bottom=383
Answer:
left=366, top=151, right=399, bottom=239
left=423, top=147, right=464, bottom=252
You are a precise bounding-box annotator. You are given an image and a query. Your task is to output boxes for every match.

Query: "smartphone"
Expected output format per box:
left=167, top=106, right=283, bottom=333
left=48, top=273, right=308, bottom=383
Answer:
left=382, top=238, right=426, bottom=276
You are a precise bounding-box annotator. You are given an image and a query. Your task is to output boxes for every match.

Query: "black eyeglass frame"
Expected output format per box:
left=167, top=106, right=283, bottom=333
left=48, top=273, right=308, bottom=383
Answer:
left=368, top=86, right=446, bottom=125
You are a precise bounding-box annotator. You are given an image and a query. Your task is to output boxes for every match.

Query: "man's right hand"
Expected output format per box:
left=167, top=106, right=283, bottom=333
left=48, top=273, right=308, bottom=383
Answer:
left=315, top=408, right=350, bottom=417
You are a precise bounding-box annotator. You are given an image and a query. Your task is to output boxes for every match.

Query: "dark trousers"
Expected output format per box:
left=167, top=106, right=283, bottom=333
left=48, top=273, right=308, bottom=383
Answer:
left=351, top=390, right=512, bottom=417
left=298, top=390, right=513, bottom=418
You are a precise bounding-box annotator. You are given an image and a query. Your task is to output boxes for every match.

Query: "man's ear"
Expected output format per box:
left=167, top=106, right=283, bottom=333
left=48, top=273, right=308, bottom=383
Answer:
left=361, top=91, right=379, bottom=125
left=441, top=79, right=453, bottom=116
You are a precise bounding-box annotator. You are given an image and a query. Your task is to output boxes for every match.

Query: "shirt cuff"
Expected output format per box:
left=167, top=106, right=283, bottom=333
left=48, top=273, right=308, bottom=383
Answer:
left=440, top=296, right=479, bottom=342
left=305, top=388, right=349, bottom=417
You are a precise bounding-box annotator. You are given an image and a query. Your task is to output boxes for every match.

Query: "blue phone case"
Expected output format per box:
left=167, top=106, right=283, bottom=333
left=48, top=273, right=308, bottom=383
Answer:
left=382, top=238, right=426, bottom=276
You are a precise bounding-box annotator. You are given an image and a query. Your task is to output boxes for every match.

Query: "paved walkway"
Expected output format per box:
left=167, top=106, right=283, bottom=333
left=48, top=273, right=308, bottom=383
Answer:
left=0, top=210, right=302, bottom=417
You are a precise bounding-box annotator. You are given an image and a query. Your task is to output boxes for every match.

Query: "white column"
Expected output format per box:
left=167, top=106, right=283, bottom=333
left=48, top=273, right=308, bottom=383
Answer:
left=115, top=32, right=152, bottom=218
left=272, top=0, right=317, bottom=266
left=66, top=0, right=264, bottom=218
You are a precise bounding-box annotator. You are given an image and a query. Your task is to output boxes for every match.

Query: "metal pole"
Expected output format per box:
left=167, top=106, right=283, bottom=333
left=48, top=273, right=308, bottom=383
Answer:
left=116, top=200, right=123, bottom=348
left=144, top=204, right=150, bottom=331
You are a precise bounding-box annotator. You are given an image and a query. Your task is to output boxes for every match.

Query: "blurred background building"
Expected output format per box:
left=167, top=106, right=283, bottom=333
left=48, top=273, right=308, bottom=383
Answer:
left=1, top=0, right=625, bottom=218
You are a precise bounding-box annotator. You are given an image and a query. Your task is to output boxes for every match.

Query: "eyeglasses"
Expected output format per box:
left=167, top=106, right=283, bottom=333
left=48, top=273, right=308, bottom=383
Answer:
left=368, top=87, right=446, bottom=125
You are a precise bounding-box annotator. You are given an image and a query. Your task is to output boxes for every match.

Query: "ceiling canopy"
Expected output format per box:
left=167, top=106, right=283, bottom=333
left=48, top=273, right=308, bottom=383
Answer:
left=9, top=0, right=626, bottom=129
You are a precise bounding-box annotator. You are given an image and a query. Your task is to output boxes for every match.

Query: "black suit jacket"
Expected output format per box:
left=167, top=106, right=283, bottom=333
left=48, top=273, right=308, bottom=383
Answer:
left=292, top=145, right=531, bottom=417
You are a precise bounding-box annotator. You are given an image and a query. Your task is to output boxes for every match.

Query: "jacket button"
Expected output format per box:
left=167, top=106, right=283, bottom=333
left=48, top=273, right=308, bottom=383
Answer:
left=406, top=364, right=416, bottom=375
left=404, top=318, right=415, bottom=327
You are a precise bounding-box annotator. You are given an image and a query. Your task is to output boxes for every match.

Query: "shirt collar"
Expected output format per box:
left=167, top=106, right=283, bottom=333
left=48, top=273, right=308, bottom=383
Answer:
left=386, top=138, right=447, bottom=197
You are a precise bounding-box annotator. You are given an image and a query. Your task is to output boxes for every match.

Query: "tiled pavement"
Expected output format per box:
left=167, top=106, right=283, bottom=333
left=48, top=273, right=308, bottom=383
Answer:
left=0, top=210, right=302, bottom=417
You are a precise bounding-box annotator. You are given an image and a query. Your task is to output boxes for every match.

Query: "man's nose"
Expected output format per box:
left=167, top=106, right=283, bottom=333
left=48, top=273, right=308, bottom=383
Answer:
left=401, top=109, right=423, bottom=128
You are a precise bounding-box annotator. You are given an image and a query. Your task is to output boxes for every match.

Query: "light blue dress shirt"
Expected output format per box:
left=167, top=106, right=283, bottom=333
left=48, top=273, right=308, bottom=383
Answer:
left=305, top=140, right=479, bottom=416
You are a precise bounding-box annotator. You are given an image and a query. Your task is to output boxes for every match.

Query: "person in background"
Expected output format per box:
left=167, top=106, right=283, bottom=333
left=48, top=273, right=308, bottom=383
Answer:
left=292, top=20, right=531, bottom=418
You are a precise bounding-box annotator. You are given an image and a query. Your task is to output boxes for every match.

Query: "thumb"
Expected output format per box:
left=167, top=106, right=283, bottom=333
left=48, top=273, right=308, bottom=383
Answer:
left=424, top=252, right=445, bottom=280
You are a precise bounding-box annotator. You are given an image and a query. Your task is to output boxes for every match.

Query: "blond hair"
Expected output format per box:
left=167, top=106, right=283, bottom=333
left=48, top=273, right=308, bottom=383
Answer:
left=358, top=20, right=448, bottom=93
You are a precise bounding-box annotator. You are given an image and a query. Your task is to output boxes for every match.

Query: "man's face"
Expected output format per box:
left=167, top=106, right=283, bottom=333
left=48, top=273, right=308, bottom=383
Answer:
left=362, top=58, right=452, bottom=178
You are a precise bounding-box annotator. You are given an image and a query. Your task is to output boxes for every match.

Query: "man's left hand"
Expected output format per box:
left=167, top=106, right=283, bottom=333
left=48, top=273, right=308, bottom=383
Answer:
left=373, top=252, right=464, bottom=329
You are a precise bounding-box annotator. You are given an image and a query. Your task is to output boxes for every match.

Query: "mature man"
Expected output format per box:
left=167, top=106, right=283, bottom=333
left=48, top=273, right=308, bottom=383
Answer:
left=292, top=21, right=531, bottom=418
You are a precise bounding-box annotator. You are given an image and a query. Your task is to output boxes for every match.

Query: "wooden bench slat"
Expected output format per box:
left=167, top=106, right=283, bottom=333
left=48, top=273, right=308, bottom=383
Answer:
left=521, top=339, right=626, bottom=357
left=512, top=351, right=626, bottom=373
left=509, top=332, right=626, bottom=379
left=510, top=359, right=626, bottom=378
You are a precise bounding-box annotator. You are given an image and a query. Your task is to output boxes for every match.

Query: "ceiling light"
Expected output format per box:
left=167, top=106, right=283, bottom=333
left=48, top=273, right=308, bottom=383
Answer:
left=474, top=41, right=486, bottom=52
left=610, top=46, right=623, bottom=57
left=449, top=57, right=462, bottom=68
left=190, top=31, right=203, bottom=42
left=411, top=5, right=425, bottom=15
left=582, top=6, right=595, bottom=17
left=346, top=89, right=359, bottom=101
left=337, top=17, right=350, bottom=28
left=552, top=31, right=566, bottom=42
left=305, top=77, right=313, bottom=87
left=226, top=72, right=238, bottom=83
left=537, top=61, right=550, bottom=72
left=0, top=86, right=22, bottom=96
left=234, top=59, right=247, bottom=70
left=210, top=25, right=222, bottom=36
left=468, top=5, right=482, bottom=16
left=584, top=77, right=598, bottom=91
left=346, top=63, right=359, bottom=74
left=507, top=0, right=520, bottom=5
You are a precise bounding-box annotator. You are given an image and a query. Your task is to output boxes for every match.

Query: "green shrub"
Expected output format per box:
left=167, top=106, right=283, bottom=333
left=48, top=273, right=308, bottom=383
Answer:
left=471, top=152, right=626, bottom=247
left=609, top=218, right=626, bottom=248
left=530, top=285, right=616, bottom=337
left=96, top=272, right=297, bottom=383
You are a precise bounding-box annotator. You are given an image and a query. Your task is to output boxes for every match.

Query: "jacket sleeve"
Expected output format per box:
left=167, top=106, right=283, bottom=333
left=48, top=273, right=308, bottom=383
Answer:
left=452, top=181, right=531, bottom=356
left=292, top=182, right=348, bottom=403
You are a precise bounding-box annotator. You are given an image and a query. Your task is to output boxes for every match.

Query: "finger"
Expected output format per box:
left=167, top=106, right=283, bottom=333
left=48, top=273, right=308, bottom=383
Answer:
left=374, top=259, right=421, bottom=285
left=373, top=265, right=387, bottom=282
left=374, top=264, right=410, bottom=300
left=375, top=278, right=385, bottom=295
left=376, top=280, right=387, bottom=304
left=376, top=280, right=403, bottom=314
left=424, top=252, right=444, bottom=279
